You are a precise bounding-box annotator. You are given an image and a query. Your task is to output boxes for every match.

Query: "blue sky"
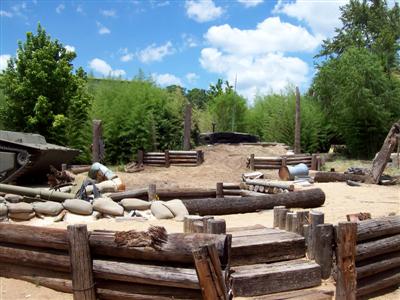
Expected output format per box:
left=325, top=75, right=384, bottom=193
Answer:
left=1, top=0, right=354, bottom=101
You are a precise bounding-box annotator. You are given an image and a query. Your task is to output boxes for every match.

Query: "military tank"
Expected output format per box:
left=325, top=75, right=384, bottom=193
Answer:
left=0, top=130, right=79, bottom=184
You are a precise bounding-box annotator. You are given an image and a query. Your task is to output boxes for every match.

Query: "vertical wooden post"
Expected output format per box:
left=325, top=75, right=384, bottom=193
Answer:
left=296, top=210, right=310, bottom=236
left=278, top=208, right=289, bottom=230
left=250, top=154, right=255, bottom=170
left=294, top=86, right=301, bottom=154
left=291, top=214, right=299, bottom=233
left=67, top=224, right=96, bottom=300
left=273, top=206, right=285, bottom=228
left=285, top=212, right=295, bottom=231
left=165, top=150, right=170, bottom=168
left=315, top=223, right=333, bottom=280
left=282, top=157, right=287, bottom=167
left=193, top=220, right=205, bottom=233
left=184, top=215, right=204, bottom=233
left=92, top=119, right=103, bottom=163
left=183, top=103, right=192, bottom=151
left=196, top=150, right=203, bottom=165
left=207, top=219, right=226, bottom=234
left=308, top=211, right=324, bottom=259
left=317, top=156, right=322, bottom=171
left=216, top=182, right=224, bottom=198
left=311, top=154, right=317, bottom=170
left=303, top=225, right=309, bottom=247
left=202, top=216, right=214, bottom=233
left=148, top=184, right=157, bottom=201
left=137, top=150, right=144, bottom=165
left=336, top=222, right=357, bottom=300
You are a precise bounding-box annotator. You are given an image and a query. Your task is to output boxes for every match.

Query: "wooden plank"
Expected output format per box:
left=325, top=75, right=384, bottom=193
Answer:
left=357, top=267, right=400, bottom=297
left=231, top=259, right=321, bottom=297
left=273, top=206, right=286, bottom=228
left=356, top=251, right=400, bottom=279
left=308, top=211, right=324, bottom=260
left=356, top=216, right=400, bottom=242
left=227, top=224, right=266, bottom=232
left=253, top=289, right=333, bottom=300
left=314, top=224, right=333, bottom=279
left=356, top=234, right=400, bottom=261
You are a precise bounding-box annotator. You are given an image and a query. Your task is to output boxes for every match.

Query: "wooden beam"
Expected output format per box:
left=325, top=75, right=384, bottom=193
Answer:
left=314, top=223, right=333, bottom=279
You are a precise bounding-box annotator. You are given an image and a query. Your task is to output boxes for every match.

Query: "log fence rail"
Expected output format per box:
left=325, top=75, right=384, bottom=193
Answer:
left=138, top=150, right=204, bottom=167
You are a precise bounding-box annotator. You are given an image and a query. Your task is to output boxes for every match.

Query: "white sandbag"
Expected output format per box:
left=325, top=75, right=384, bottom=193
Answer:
left=5, top=194, right=23, bottom=203
left=93, top=197, right=123, bottom=216
left=33, top=202, right=64, bottom=216
left=163, top=199, right=189, bottom=221
left=150, top=201, right=174, bottom=219
left=9, top=211, right=36, bottom=220
left=96, top=180, right=118, bottom=193
left=120, top=198, right=151, bottom=211
left=0, top=203, right=8, bottom=216
left=63, top=199, right=93, bottom=215
left=7, top=202, right=33, bottom=213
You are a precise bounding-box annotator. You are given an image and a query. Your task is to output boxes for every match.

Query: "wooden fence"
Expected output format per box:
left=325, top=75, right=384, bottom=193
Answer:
left=0, top=223, right=231, bottom=300
left=335, top=216, right=400, bottom=299
left=247, top=154, right=321, bottom=170
left=138, top=150, right=204, bottom=167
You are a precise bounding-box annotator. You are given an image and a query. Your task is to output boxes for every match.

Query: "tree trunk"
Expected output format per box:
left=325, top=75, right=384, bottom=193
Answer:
left=314, top=171, right=367, bottom=183
left=294, top=86, right=301, bottom=154
left=356, top=216, right=400, bottom=242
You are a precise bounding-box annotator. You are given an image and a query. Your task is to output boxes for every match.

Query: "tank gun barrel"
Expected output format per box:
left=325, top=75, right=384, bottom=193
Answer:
left=0, top=183, right=74, bottom=202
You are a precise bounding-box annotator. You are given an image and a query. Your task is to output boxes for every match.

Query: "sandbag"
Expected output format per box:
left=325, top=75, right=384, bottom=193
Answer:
left=96, top=180, right=118, bottom=193
left=63, top=199, right=93, bottom=215
left=0, top=196, right=5, bottom=204
left=120, top=198, right=151, bottom=211
left=163, top=199, right=189, bottom=221
left=9, top=212, right=36, bottom=221
left=33, top=202, right=64, bottom=216
left=0, top=203, right=8, bottom=216
left=93, top=197, right=123, bottom=216
left=7, top=202, right=33, bottom=214
left=5, top=194, right=23, bottom=203
left=150, top=201, right=174, bottom=219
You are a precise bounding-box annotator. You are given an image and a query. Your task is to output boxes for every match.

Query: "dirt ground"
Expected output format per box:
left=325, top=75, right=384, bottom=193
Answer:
left=1, top=144, right=399, bottom=299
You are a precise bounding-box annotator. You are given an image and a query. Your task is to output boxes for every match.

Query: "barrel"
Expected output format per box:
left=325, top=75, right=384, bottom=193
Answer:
left=279, top=163, right=309, bottom=181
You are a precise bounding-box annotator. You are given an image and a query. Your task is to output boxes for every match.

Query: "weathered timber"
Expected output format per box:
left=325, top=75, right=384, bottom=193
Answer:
left=201, top=216, right=214, bottom=233
left=67, top=224, right=96, bottom=300
left=181, top=188, right=325, bottom=215
left=70, top=165, right=91, bottom=174
left=356, top=234, right=400, bottom=262
left=222, top=183, right=240, bottom=190
left=148, top=184, right=157, bottom=201
left=314, top=223, right=333, bottom=279
left=311, top=154, right=318, bottom=171
left=109, top=188, right=148, bottom=201
left=252, top=289, right=333, bottom=300
left=369, top=122, right=400, bottom=183
left=314, top=171, right=367, bottom=183
left=137, top=150, right=144, bottom=165
left=356, top=251, right=400, bottom=279
left=244, top=179, right=294, bottom=191
left=336, top=222, right=357, bottom=300
left=193, top=221, right=204, bottom=233
left=207, top=219, right=226, bottom=234
left=216, top=182, right=224, bottom=198
left=357, top=267, right=400, bottom=297
left=278, top=208, right=290, bottom=230
left=296, top=210, right=309, bottom=236
left=231, top=259, right=321, bottom=297
left=285, top=212, right=296, bottom=231
left=308, top=211, right=324, bottom=260
left=250, top=154, right=255, bottom=170
left=291, top=215, right=299, bottom=234
left=165, top=150, right=170, bottom=167
left=356, top=216, right=400, bottom=242
left=184, top=216, right=205, bottom=233
left=274, top=206, right=287, bottom=227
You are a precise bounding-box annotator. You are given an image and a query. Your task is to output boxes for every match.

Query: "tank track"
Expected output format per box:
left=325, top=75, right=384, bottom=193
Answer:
left=0, top=144, right=39, bottom=183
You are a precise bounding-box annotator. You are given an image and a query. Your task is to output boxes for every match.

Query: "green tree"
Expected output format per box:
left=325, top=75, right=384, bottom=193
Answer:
left=0, top=24, right=92, bottom=158
left=186, top=88, right=210, bottom=109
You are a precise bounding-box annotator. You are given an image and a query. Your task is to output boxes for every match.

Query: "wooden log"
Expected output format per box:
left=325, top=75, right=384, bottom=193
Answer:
left=335, top=222, right=357, bottom=300
left=158, top=189, right=217, bottom=200
left=183, top=103, right=192, bottom=151
left=282, top=157, right=287, bottom=167
left=222, top=183, right=240, bottom=190
left=356, top=251, right=400, bottom=279
left=250, top=154, right=255, bottom=170
left=296, top=210, right=309, bottom=236
left=253, top=165, right=281, bottom=170
left=109, top=188, right=148, bottom=201
left=314, top=171, right=367, bottom=183
left=251, top=289, right=334, bottom=300
left=278, top=208, right=289, bottom=230
left=311, top=154, right=318, bottom=170
left=314, top=224, right=333, bottom=279
left=67, top=224, right=96, bottom=300
left=196, top=150, right=203, bottom=165
left=285, top=212, right=295, bottom=231
left=207, top=219, right=226, bottom=234
left=148, top=184, right=157, bottom=201
left=145, top=152, right=165, bottom=156
left=308, top=211, right=324, bottom=260
left=193, top=221, right=204, bottom=233
left=356, top=234, right=400, bottom=262
left=184, top=216, right=204, bottom=233
left=137, top=149, right=144, bottom=165
left=169, top=151, right=198, bottom=155
left=273, top=206, right=286, bottom=228
left=182, top=188, right=325, bottom=216
left=357, top=267, right=400, bottom=297
left=216, top=182, right=224, bottom=198
left=369, top=122, right=400, bottom=183
left=356, top=216, right=400, bottom=242
left=244, top=179, right=294, bottom=191
left=165, top=150, right=170, bottom=168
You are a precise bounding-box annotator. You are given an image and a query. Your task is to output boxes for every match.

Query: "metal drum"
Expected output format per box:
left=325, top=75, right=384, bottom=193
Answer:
left=279, top=163, right=309, bottom=181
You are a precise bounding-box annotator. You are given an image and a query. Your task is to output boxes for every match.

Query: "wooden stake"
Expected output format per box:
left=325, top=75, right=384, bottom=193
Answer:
left=67, top=224, right=96, bottom=300
left=250, top=154, right=255, bottom=170
left=273, top=206, right=285, bottom=228
left=311, top=154, right=317, bottom=170
left=165, top=150, right=170, bottom=168
left=216, top=182, right=224, bottom=198
left=148, top=184, right=157, bottom=201
left=207, top=219, right=226, bottom=234
left=183, top=215, right=204, bottom=233
left=296, top=210, right=310, bottom=236
left=314, top=223, right=333, bottom=279
left=308, top=211, right=324, bottom=259
left=183, top=103, right=192, bottom=151
left=294, top=86, right=301, bottom=154
left=285, top=212, right=295, bottom=231
left=278, top=208, right=290, bottom=230
left=193, top=221, right=205, bottom=233
left=137, top=150, right=144, bottom=165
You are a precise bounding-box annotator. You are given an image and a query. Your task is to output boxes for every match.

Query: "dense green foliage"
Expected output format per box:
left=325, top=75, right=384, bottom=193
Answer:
left=0, top=25, right=92, bottom=161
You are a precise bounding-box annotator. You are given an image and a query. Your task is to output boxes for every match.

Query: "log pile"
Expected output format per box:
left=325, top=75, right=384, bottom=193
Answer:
left=138, top=150, right=204, bottom=167
left=0, top=223, right=232, bottom=299
left=244, top=179, right=294, bottom=194
left=247, top=154, right=321, bottom=171
left=335, top=216, right=400, bottom=299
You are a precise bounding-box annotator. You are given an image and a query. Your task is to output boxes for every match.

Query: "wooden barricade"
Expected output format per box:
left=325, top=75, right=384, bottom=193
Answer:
left=247, top=154, right=321, bottom=171
left=0, top=223, right=231, bottom=300
left=138, top=150, right=204, bottom=167
left=335, top=216, right=400, bottom=299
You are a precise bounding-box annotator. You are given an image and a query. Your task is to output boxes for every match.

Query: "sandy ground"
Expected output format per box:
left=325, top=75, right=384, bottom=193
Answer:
left=1, top=144, right=399, bottom=299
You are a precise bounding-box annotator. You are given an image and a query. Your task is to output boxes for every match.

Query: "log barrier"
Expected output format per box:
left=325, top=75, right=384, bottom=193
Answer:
left=138, top=150, right=204, bottom=167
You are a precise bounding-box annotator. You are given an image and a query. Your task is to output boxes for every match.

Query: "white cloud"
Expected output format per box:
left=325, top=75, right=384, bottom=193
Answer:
left=273, top=0, right=348, bottom=37
left=0, top=10, right=13, bottom=17
left=0, top=54, right=11, bottom=71
left=89, top=58, right=126, bottom=77
left=185, top=0, right=223, bottom=23
left=10, top=2, right=27, bottom=19
left=56, top=4, right=65, bottom=14
left=96, top=22, right=111, bottom=35
left=100, top=9, right=117, bottom=17
left=205, top=17, right=321, bottom=55
left=182, top=33, right=198, bottom=48
left=138, top=41, right=175, bottom=63
left=76, top=5, right=84, bottom=14
left=186, top=72, right=199, bottom=83
left=237, top=0, right=263, bottom=8
left=121, top=53, right=134, bottom=62
left=152, top=73, right=183, bottom=86
left=65, top=45, right=75, bottom=52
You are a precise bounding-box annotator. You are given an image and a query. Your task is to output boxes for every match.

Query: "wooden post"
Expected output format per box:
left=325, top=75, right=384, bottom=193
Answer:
left=183, top=103, right=192, bottom=151
left=165, top=150, right=170, bottom=168
left=148, top=184, right=157, bottom=201
left=311, top=154, right=317, bottom=170
left=216, top=182, right=224, bottom=198
left=207, top=219, right=226, bottom=234
left=282, top=157, right=287, bottom=167
left=296, top=210, right=310, bottom=236
left=294, top=86, right=301, bottom=154
left=193, top=220, right=205, bottom=233
left=183, top=215, right=204, bottom=233
left=278, top=208, right=289, bottom=230
left=92, top=119, right=103, bottom=163
left=317, top=156, right=322, bottom=171
left=273, top=206, right=285, bottom=228
left=192, top=244, right=227, bottom=300
left=250, top=154, right=255, bottom=170
left=196, top=150, right=203, bottom=165
left=314, top=223, right=333, bottom=279
left=137, top=150, right=144, bottom=165
left=303, top=225, right=309, bottom=246
left=285, top=212, right=295, bottom=231
left=67, top=224, right=96, bottom=300
left=335, top=222, right=357, bottom=300
left=202, top=216, right=214, bottom=233
left=291, top=214, right=299, bottom=233
left=308, top=210, right=324, bottom=259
